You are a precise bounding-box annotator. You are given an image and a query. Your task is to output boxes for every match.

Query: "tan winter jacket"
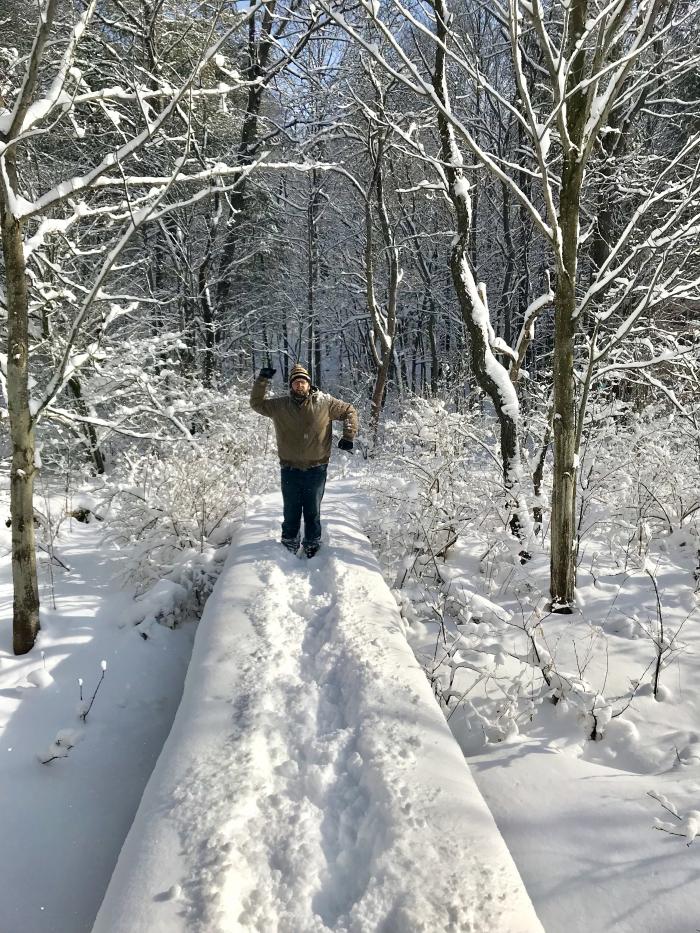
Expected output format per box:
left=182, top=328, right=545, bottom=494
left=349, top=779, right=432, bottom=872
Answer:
left=250, top=376, right=359, bottom=468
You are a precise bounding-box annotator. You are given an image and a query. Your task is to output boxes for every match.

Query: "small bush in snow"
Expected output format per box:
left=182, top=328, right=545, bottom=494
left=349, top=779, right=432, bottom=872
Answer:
left=101, top=391, right=273, bottom=593
left=649, top=792, right=700, bottom=846
left=362, top=394, right=700, bottom=758
left=79, top=660, right=107, bottom=722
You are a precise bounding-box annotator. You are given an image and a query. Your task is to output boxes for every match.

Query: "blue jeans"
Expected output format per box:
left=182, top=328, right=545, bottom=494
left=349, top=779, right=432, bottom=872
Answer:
left=280, top=464, right=327, bottom=548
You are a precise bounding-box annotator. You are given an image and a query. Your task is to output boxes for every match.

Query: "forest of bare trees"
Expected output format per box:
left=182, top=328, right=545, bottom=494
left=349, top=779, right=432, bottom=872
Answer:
left=1, top=0, right=699, bottom=653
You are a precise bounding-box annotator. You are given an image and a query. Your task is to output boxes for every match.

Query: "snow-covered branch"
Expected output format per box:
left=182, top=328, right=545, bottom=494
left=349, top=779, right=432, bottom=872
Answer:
left=5, top=1, right=265, bottom=221
left=33, top=152, right=191, bottom=420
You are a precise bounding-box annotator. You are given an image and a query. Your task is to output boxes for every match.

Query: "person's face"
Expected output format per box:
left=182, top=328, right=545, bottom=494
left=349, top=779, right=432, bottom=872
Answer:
left=291, top=377, right=310, bottom=397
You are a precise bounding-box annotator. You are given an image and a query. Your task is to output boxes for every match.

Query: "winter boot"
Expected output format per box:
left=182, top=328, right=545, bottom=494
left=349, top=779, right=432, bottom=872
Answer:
left=281, top=538, right=300, bottom=554
left=304, top=543, right=320, bottom=559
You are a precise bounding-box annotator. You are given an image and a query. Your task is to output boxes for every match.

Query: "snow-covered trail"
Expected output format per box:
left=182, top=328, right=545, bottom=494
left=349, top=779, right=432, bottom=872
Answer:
left=93, top=485, right=543, bottom=933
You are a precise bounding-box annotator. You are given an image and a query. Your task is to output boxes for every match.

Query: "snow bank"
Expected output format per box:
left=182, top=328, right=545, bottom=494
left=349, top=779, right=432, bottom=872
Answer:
left=0, top=514, right=195, bottom=933
left=92, top=487, right=542, bottom=933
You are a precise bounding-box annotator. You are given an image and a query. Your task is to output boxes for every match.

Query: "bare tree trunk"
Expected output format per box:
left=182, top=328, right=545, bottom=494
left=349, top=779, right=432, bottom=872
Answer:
left=532, top=409, right=552, bottom=535
left=314, top=327, right=322, bottom=388
left=1, top=184, right=40, bottom=654
left=198, top=262, right=216, bottom=387
left=550, top=0, right=587, bottom=608
left=197, top=190, right=222, bottom=387
left=428, top=303, right=439, bottom=395
left=67, top=377, right=105, bottom=475
left=432, top=0, right=530, bottom=550
left=499, top=181, right=515, bottom=347
left=214, top=5, right=276, bottom=318
left=365, top=127, right=399, bottom=440
left=305, top=171, right=323, bottom=383
left=281, top=315, right=290, bottom=383
left=550, top=264, right=578, bottom=607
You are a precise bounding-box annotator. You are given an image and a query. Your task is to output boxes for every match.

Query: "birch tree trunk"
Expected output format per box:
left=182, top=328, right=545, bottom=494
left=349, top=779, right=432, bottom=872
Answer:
left=1, top=172, right=40, bottom=655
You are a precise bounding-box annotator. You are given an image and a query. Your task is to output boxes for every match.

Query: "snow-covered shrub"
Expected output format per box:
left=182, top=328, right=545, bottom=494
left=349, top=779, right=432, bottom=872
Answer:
left=361, top=396, right=557, bottom=747
left=27, top=328, right=280, bottom=630
left=100, top=389, right=274, bottom=595
left=363, top=393, right=700, bottom=762
left=579, top=403, right=699, bottom=542
left=365, top=396, right=508, bottom=583
left=649, top=792, right=700, bottom=846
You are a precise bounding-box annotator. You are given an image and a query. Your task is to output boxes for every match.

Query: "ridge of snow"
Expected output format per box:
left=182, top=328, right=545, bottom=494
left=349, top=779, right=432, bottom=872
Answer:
left=92, top=489, right=543, bottom=933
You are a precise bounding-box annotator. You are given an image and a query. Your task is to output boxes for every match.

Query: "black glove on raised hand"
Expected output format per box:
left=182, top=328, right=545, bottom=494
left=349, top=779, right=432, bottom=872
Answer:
left=338, top=438, right=354, bottom=452
left=258, top=366, right=276, bottom=380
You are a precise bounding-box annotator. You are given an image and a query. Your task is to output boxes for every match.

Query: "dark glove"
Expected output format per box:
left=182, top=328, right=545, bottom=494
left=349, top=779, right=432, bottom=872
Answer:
left=258, top=366, right=276, bottom=380
left=338, top=438, right=354, bottom=452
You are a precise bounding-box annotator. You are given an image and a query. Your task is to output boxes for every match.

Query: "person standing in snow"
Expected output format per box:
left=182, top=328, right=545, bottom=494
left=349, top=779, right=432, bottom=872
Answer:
left=250, top=363, right=358, bottom=558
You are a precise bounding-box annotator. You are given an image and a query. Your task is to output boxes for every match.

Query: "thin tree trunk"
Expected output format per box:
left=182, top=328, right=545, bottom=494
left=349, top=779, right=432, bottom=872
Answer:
left=428, top=305, right=439, bottom=395
left=1, top=187, right=40, bottom=654
left=67, top=377, right=105, bottom=475
left=364, top=118, right=399, bottom=438
left=550, top=283, right=576, bottom=609
left=500, top=181, right=515, bottom=346
left=532, top=414, right=552, bottom=535
left=549, top=0, right=589, bottom=608
left=410, top=325, right=420, bottom=393
left=198, top=263, right=215, bottom=387
left=432, top=0, right=530, bottom=550
left=282, top=315, right=290, bottom=383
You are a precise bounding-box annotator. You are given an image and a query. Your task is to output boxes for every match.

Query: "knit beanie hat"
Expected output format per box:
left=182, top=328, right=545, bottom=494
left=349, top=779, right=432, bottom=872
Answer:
left=289, top=363, right=311, bottom=386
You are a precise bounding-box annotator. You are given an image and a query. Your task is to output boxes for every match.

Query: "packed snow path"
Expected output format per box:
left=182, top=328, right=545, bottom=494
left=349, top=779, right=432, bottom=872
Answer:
left=93, top=487, right=543, bottom=933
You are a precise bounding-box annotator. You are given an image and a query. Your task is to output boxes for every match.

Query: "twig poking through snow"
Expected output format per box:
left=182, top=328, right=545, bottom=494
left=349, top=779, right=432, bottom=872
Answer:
left=649, top=792, right=700, bottom=846
left=80, top=660, right=107, bottom=722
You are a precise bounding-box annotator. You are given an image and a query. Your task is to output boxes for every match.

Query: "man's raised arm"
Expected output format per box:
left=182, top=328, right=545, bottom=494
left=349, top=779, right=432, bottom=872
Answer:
left=250, top=367, right=277, bottom=416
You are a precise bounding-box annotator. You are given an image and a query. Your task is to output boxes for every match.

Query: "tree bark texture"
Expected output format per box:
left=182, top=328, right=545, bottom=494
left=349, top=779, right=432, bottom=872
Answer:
left=1, top=196, right=41, bottom=654
left=550, top=254, right=578, bottom=605
left=549, top=0, right=588, bottom=608
left=432, top=0, right=529, bottom=548
left=364, top=126, right=398, bottom=440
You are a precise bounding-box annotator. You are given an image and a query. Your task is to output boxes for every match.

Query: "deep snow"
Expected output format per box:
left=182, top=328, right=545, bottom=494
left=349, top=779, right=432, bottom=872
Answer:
left=91, top=486, right=543, bottom=933
left=470, top=738, right=700, bottom=933
left=0, top=510, right=197, bottom=933
left=5, top=462, right=697, bottom=933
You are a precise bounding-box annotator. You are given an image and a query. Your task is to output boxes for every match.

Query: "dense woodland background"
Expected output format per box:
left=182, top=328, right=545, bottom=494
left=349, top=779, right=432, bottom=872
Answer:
left=2, top=9, right=700, bottom=930
left=1, top=0, right=699, bottom=653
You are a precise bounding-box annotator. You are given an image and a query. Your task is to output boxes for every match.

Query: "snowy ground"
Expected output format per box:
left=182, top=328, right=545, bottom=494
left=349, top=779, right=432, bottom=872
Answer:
left=464, top=540, right=700, bottom=933
left=4, top=460, right=699, bottom=933
left=0, top=495, right=199, bottom=933
left=92, top=485, right=542, bottom=933
left=385, top=510, right=700, bottom=933
left=469, top=738, right=700, bottom=933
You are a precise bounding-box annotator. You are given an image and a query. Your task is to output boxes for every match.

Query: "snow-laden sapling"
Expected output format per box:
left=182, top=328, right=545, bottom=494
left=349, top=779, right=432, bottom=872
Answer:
left=78, top=660, right=108, bottom=722
left=648, top=792, right=700, bottom=846
left=640, top=566, right=693, bottom=700
left=37, top=665, right=106, bottom=765
left=26, top=650, right=55, bottom=688
left=38, top=730, right=80, bottom=765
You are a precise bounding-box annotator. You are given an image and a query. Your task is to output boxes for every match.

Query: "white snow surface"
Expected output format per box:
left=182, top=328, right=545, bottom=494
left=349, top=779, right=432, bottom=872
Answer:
left=0, top=502, right=196, bottom=933
left=92, top=488, right=543, bottom=933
